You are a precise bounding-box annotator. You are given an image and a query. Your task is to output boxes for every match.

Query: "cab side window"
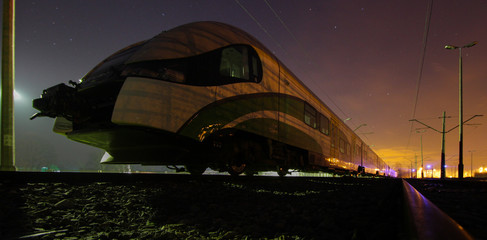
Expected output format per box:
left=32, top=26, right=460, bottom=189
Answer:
left=319, top=114, right=330, bottom=135
left=220, top=47, right=249, bottom=80
left=219, top=45, right=261, bottom=83
left=304, top=103, right=317, bottom=129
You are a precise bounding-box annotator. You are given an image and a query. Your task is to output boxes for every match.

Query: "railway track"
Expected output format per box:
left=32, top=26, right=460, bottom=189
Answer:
left=0, top=171, right=482, bottom=239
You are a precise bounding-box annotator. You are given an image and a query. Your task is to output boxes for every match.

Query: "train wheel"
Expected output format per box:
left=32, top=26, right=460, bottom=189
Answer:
left=245, top=170, right=257, bottom=176
left=228, top=163, right=246, bottom=176
left=277, top=166, right=288, bottom=177
left=185, top=164, right=207, bottom=176
left=224, top=138, right=250, bottom=176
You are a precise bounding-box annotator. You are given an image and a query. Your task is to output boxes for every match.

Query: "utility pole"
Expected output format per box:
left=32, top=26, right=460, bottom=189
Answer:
left=414, top=154, right=418, bottom=178
left=420, top=134, right=424, bottom=178
left=469, top=150, right=475, bottom=177
left=410, top=113, right=482, bottom=179
left=1, top=0, right=16, bottom=171
left=441, top=111, right=446, bottom=179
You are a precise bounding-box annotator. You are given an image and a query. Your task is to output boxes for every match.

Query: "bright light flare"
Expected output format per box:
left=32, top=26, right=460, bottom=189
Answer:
left=14, top=90, right=21, bottom=100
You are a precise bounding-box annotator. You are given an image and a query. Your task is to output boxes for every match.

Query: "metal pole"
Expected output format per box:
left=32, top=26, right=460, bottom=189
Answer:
left=421, top=134, right=424, bottom=178
left=470, top=151, right=474, bottom=177
left=1, top=0, right=16, bottom=171
left=445, top=41, right=477, bottom=178
left=458, top=48, right=464, bottom=179
left=415, top=154, right=418, bottom=178
left=441, top=111, right=446, bottom=179
left=410, top=161, right=413, bottom=178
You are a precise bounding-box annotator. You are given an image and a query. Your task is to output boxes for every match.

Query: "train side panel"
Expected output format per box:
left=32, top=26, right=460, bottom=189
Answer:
left=111, top=77, right=216, bottom=133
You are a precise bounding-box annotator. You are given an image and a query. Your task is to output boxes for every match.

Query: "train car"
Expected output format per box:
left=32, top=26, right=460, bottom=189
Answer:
left=32, top=21, right=395, bottom=177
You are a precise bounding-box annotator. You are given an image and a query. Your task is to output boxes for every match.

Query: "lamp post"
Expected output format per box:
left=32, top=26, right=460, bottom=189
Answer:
left=445, top=41, right=478, bottom=179
left=353, top=124, right=367, bottom=132
left=1, top=0, right=16, bottom=171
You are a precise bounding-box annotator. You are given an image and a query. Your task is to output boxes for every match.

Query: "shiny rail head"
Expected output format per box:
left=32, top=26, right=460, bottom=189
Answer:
left=402, top=180, right=473, bottom=240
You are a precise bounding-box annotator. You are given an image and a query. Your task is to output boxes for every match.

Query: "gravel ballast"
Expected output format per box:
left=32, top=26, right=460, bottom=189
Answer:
left=1, top=174, right=404, bottom=239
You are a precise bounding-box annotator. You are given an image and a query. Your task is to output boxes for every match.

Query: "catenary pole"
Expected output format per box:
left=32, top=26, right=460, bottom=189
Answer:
left=459, top=47, right=463, bottom=179
left=411, top=113, right=481, bottom=178
left=441, top=111, right=446, bottom=179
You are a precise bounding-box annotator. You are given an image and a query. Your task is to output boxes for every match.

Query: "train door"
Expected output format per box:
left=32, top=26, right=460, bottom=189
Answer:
left=278, top=67, right=313, bottom=146
left=214, top=45, right=270, bottom=134
left=357, top=142, right=364, bottom=174
left=351, top=137, right=357, bottom=166
left=278, top=69, right=295, bottom=143
left=329, top=118, right=339, bottom=159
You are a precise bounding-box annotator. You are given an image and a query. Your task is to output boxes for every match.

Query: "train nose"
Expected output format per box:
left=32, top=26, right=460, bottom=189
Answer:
left=31, top=83, right=79, bottom=120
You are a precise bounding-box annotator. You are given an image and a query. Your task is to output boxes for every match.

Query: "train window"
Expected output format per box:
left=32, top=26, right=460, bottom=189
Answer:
left=252, top=56, right=259, bottom=78
left=219, top=45, right=262, bottom=83
left=319, top=114, right=330, bottom=135
left=121, top=44, right=262, bottom=86
left=339, top=138, right=345, bottom=154
left=304, top=103, right=317, bottom=129
left=330, top=123, right=337, bottom=148
left=220, top=47, right=249, bottom=80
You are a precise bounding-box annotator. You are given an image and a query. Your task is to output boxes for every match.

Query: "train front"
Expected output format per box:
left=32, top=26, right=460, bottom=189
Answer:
left=31, top=21, right=263, bottom=166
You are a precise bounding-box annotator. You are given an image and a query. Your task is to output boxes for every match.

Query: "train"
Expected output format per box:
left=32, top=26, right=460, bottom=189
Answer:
left=32, top=21, right=396, bottom=177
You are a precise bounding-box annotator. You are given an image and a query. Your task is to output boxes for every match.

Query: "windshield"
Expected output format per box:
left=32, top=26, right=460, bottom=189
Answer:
left=80, top=41, right=146, bottom=88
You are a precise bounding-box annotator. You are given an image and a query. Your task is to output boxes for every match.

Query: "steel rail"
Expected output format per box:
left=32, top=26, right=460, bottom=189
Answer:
left=402, top=179, right=473, bottom=240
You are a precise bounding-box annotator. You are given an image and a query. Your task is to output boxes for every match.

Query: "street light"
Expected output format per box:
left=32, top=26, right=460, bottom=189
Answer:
left=445, top=41, right=478, bottom=179
left=14, top=89, right=21, bottom=101
left=353, top=123, right=367, bottom=132
left=1, top=0, right=16, bottom=171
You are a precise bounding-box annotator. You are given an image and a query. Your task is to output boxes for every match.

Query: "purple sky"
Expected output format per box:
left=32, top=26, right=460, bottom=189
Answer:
left=4, top=0, right=487, bottom=174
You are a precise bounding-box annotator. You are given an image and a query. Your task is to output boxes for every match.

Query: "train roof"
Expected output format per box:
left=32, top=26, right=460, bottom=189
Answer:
left=110, top=21, right=343, bottom=124
left=126, top=21, right=271, bottom=63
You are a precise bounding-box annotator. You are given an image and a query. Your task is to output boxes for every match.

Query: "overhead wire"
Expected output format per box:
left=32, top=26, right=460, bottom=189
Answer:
left=263, top=0, right=300, bottom=48
left=410, top=0, right=434, bottom=124
left=236, top=0, right=373, bottom=142
left=404, top=0, right=434, bottom=162
left=260, top=0, right=356, bottom=126
left=234, top=0, right=285, bottom=53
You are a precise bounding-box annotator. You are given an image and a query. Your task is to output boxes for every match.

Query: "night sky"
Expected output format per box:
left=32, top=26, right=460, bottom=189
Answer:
left=3, top=0, right=487, bottom=174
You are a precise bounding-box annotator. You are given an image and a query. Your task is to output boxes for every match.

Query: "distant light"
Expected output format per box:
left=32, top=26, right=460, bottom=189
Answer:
left=14, top=90, right=21, bottom=100
left=426, top=164, right=432, bottom=169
